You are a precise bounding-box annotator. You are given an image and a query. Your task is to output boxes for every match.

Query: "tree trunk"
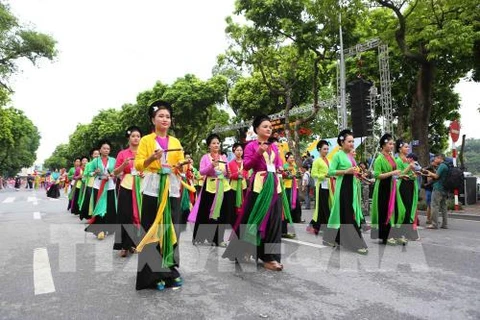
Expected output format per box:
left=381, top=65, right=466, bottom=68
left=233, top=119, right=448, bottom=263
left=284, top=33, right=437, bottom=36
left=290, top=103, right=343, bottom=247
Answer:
left=284, top=89, right=293, bottom=153
left=396, top=108, right=405, bottom=137
left=293, top=126, right=302, bottom=169
left=410, top=61, right=434, bottom=166
left=293, top=55, right=321, bottom=169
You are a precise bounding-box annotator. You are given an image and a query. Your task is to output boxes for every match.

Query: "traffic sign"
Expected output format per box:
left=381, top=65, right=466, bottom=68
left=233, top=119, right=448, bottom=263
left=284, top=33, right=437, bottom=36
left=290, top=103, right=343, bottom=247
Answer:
left=449, top=120, right=460, bottom=143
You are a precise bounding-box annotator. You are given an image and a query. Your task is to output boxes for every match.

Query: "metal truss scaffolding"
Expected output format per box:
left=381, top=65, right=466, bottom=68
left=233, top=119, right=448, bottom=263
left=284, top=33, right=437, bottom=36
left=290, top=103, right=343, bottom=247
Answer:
left=378, top=44, right=394, bottom=134
left=212, top=98, right=339, bottom=134
left=338, top=38, right=393, bottom=134
left=213, top=37, right=393, bottom=135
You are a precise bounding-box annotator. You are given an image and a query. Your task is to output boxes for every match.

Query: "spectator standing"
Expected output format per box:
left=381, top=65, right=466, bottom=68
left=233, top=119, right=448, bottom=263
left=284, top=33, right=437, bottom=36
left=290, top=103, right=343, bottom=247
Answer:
left=26, top=174, right=34, bottom=189
left=301, top=166, right=312, bottom=210
left=426, top=154, right=449, bottom=229
left=302, top=151, right=313, bottom=170
left=358, top=162, right=373, bottom=216
left=421, top=160, right=436, bottom=225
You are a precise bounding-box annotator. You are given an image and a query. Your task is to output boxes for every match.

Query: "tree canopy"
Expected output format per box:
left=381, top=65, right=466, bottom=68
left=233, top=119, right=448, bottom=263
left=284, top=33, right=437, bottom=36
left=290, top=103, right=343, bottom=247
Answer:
left=217, top=0, right=479, bottom=165
left=0, top=107, right=40, bottom=176
left=462, top=138, right=480, bottom=175
left=43, top=74, right=230, bottom=169
left=374, top=0, right=480, bottom=165
left=0, top=1, right=56, bottom=176
left=0, top=2, right=56, bottom=92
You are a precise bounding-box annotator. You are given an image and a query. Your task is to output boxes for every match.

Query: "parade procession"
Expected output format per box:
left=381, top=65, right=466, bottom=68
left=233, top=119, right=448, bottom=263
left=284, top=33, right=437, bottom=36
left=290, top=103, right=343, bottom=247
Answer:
left=1, top=0, right=479, bottom=319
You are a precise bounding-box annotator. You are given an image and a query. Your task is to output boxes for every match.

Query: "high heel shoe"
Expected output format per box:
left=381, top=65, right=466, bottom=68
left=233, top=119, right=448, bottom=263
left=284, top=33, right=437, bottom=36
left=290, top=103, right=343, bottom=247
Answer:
left=357, top=248, right=368, bottom=255
left=156, top=281, right=165, bottom=291
left=322, top=240, right=336, bottom=247
left=264, top=261, right=282, bottom=271
left=164, top=277, right=183, bottom=290
left=386, top=238, right=397, bottom=246
left=168, top=277, right=183, bottom=288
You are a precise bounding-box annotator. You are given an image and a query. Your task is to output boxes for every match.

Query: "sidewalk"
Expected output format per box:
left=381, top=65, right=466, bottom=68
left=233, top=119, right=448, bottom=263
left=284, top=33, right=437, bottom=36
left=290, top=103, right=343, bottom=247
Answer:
left=301, top=201, right=480, bottom=221
left=454, top=202, right=480, bottom=215
left=419, top=202, right=480, bottom=221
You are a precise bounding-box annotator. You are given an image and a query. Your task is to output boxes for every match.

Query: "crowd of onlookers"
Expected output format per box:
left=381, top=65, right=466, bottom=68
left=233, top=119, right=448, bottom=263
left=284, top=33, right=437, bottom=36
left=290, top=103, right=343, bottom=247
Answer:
left=0, top=176, right=18, bottom=189
left=0, top=175, right=31, bottom=190
left=0, top=170, right=67, bottom=192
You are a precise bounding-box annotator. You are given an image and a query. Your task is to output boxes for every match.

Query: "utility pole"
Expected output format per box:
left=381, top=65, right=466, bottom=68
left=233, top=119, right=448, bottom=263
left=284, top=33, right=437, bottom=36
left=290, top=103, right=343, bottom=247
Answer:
left=339, top=10, right=347, bottom=130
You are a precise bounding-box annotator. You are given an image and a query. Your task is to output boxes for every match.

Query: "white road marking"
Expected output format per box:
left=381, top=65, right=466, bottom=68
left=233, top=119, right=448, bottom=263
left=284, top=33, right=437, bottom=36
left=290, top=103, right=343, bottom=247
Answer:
left=282, top=238, right=327, bottom=249
left=33, top=212, right=41, bottom=220
left=2, top=197, right=15, bottom=203
left=33, top=248, right=55, bottom=295
left=28, top=196, right=39, bottom=206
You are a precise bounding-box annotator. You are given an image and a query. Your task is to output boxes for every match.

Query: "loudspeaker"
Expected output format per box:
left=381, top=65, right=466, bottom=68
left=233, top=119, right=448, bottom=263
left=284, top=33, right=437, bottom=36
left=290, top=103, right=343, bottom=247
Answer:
left=348, top=78, right=373, bottom=137
left=464, top=176, right=477, bottom=205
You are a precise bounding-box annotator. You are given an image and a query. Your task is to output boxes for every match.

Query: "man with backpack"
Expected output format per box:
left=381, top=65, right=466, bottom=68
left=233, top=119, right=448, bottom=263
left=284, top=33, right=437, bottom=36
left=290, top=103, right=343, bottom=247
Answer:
left=425, top=154, right=449, bottom=229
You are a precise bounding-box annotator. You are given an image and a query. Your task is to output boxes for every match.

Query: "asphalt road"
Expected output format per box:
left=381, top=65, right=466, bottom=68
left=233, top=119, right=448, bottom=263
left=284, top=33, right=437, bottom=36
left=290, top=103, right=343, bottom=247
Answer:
left=1, top=188, right=479, bottom=320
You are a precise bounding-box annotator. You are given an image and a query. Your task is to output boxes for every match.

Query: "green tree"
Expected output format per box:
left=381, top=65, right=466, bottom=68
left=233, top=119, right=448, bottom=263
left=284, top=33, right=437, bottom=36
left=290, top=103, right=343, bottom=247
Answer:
left=227, top=72, right=280, bottom=119
left=0, top=2, right=56, bottom=175
left=46, top=75, right=231, bottom=165
left=120, top=81, right=169, bottom=135
left=0, top=107, right=40, bottom=176
left=162, top=74, right=230, bottom=156
left=223, top=0, right=368, bottom=163
left=0, top=2, right=56, bottom=92
left=462, top=138, right=480, bottom=175
left=338, top=6, right=461, bottom=156
left=43, top=143, right=69, bottom=170
left=375, top=0, right=480, bottom=165
left=66, top=109, right=124, bottom=161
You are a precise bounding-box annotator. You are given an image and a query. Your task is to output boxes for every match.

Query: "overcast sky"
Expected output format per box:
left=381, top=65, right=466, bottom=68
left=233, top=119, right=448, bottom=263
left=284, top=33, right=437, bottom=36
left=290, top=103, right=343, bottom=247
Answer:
left=8, top=0, right=480, bottom=164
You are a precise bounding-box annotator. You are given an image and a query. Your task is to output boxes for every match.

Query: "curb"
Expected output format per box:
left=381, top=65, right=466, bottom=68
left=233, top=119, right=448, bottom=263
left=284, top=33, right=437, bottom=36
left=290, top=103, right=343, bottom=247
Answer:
left=417, top=210, right=480, bottom=221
